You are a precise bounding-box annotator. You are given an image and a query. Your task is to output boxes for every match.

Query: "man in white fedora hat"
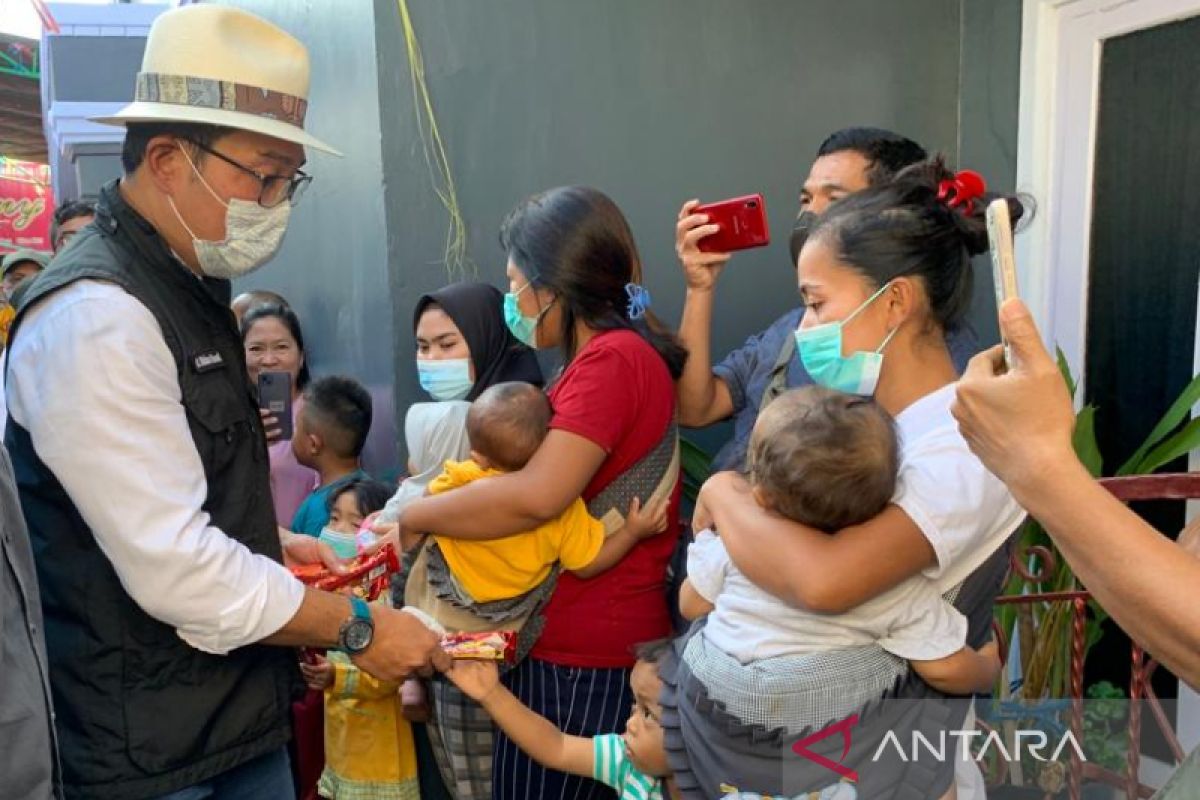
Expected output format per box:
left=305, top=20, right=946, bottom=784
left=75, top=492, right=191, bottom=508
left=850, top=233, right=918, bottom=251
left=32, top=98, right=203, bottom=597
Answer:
left=4, top=6, right=447, bottom=799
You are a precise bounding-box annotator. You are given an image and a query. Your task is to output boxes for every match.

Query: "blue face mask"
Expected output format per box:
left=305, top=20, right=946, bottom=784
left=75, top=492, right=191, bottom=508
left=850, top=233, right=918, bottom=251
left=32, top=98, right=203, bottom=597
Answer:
left=503, top=281, right=552, bottom=349
left=417, top=358, right=473, bottom=401
left=794, top=283, right=900, bottom=396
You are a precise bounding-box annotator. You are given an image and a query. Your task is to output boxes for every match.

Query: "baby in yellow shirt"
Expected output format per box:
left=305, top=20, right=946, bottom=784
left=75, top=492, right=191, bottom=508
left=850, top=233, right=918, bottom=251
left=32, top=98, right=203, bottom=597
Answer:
left=421, top=381, right=669, bottom=605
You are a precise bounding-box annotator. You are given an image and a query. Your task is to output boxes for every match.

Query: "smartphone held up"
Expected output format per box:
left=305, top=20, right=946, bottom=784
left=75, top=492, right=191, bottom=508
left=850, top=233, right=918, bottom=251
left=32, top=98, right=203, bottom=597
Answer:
left=695, top=194, right=771, bottom=253
left=258, top=371, right=293, bottom=440
left=985, top=197, right=1021, bottom=370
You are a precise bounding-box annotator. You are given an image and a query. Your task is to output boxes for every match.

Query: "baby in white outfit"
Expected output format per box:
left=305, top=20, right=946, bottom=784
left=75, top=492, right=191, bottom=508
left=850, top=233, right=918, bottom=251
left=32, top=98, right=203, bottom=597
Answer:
left=682, top=386, right=999, bottom=696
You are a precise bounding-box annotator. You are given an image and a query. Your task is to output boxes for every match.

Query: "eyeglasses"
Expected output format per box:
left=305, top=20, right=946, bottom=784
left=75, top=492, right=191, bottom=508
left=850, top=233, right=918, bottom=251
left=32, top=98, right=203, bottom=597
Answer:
left=184, top=139, right=312, bottom=208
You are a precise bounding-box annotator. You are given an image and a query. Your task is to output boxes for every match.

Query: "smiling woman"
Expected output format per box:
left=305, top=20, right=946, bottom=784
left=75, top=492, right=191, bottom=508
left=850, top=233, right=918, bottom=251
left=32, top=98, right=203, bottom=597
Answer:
left=241, top=303, right=318, bottom=526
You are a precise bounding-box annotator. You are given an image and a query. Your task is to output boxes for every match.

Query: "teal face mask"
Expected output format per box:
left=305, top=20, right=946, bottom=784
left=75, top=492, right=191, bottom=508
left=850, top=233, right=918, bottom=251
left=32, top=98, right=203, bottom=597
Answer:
left=417, top=358, right=473, bottom=401
left=317, top=526, right=359, bottom=559
left=503, top=282, right=552, bottom=348
left=794, top=283, right=900, bottom=396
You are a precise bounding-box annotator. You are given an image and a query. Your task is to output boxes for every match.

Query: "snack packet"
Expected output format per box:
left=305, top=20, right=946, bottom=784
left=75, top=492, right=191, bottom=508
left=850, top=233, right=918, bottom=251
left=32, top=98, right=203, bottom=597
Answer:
left=441, top=630, right=517, bottom=664
left=289, top=543, right=399, bottom=601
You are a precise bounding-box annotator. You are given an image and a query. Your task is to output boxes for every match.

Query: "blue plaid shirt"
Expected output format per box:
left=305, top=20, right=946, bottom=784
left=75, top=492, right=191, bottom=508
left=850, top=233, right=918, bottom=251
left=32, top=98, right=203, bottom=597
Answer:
left=709, top=307, right=981, bottom=471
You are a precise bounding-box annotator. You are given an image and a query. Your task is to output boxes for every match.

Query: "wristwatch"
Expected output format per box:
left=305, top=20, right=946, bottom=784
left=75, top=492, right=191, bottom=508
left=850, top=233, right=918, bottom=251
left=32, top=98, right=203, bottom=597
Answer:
left=337, top=596, right=375, bottom=655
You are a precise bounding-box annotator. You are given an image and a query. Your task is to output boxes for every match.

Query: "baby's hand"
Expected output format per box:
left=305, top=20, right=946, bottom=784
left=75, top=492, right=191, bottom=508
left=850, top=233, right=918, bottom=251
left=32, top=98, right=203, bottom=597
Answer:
left=625, top=496, right=670, bottom=539
left=445, top=660, right=501, bottom=702
left=300, top=653, right=335, bottom=691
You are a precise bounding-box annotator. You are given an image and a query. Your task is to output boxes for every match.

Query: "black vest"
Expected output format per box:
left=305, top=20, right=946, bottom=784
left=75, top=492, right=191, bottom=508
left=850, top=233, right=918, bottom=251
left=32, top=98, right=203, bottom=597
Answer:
left=5, top=180, right=296, bottom=799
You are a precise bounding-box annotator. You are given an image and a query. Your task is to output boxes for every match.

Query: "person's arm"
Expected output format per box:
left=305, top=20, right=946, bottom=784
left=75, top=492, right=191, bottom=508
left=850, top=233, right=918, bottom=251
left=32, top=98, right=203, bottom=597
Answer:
left=678, top=528, right=726, bottom=620
left=400, top=428, right=607, bottom=539
left=674, top=199, right=736, bottom=427
left=1022, top=470, right=1200, bottom=688
left=571, top=495, right=669, bottom=580
left=679, top=579, right=715, bottom=621
left=446, top=660, right=594, bottom=777
left=702, top=472, right=937, bottom=613
left=7, top=284, right=446, bottom=683
left=953, top=299, right=1200, bottom=689
left=911, top=640, right=1000, bottom=695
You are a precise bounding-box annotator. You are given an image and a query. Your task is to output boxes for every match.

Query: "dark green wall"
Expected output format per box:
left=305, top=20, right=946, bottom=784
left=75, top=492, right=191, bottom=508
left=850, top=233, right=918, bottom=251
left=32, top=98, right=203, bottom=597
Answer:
left=210, top=0, right=1023, bottom=468
left=220, top=0, right=398, bottom=472
left=959, top=0, right=1024, bottom=347
left=375, top=0, right=1022, bottom=458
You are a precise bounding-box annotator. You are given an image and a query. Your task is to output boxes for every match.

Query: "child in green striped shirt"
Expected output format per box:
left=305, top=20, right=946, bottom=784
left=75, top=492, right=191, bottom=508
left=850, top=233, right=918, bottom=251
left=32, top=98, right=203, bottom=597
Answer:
left=446, top=641, right=677, bottom=800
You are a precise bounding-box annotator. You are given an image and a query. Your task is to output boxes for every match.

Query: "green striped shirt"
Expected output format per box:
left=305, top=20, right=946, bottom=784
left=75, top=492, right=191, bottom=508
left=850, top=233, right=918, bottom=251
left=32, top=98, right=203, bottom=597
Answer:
left=593, top=733, right=664, bottom=800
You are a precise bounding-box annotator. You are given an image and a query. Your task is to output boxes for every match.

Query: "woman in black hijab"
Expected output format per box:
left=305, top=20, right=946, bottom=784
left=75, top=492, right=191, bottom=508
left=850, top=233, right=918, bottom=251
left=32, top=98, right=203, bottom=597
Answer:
left=398, top=281, right=543, bottom=800
left=412, top=281, right=543, bottom=401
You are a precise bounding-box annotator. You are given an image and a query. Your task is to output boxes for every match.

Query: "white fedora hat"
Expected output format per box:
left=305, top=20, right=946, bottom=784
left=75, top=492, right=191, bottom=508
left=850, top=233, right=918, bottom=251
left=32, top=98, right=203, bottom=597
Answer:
left=92, top=4, right=340, bottom=156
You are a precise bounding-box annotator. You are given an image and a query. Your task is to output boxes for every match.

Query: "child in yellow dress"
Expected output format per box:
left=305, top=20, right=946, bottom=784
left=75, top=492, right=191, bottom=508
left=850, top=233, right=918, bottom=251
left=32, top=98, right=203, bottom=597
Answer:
left=301, top=479, right=420, bottom=800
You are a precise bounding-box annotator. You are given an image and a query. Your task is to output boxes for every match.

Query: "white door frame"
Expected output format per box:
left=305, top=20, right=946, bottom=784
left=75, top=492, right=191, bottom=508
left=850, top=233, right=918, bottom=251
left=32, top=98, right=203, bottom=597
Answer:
left=1017, top=0, right=1200, bottom=776
left=1016, top=0, right=1200, bottom=398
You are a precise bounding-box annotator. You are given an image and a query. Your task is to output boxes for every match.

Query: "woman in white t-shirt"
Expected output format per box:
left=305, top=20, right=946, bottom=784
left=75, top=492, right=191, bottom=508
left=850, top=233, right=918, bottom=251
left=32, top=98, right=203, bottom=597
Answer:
left=661, top=158, right=1030, bottom=800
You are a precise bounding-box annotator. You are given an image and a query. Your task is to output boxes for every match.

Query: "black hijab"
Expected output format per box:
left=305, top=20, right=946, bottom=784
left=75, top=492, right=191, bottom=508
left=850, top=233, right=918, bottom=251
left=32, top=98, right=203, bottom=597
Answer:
left=413, top=281, right=544, bottom=401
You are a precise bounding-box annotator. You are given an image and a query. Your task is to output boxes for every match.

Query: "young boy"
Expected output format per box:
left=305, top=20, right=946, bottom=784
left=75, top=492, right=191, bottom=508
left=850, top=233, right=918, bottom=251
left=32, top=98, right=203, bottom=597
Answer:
left=446, top=641, right=679, bottom=800
left=291, top=376, right=373, bottom=537
left=682, top=386, right=999, bottom=697
left=409, top=381, right=670, bottom=606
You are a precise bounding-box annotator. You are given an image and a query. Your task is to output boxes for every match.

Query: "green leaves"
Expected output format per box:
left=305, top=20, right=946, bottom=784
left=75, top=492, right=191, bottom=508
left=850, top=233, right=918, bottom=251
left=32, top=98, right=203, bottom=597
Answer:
left=680, top=436, right=714, bottom=502
left=1072, top=406, right=1103, bottom=477
left=1057, top=347, right=1078, bottom=401
left=1117, top=371, right=1200, bottom=476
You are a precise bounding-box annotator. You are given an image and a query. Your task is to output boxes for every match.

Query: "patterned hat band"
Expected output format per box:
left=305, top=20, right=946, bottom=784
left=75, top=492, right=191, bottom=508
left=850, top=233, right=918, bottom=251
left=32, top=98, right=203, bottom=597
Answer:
left=134, top=71, right=308, bottom=128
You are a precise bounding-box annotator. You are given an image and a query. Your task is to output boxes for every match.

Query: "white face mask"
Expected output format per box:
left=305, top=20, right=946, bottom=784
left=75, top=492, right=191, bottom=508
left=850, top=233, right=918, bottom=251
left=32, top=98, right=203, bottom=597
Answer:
left=167, top=146, right=291, bottom=279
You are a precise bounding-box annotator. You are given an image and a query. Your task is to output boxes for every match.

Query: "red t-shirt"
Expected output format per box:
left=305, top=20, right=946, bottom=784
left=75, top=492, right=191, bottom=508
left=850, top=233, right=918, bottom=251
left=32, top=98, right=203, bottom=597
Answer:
left=532, top=329, right=682, bottom=668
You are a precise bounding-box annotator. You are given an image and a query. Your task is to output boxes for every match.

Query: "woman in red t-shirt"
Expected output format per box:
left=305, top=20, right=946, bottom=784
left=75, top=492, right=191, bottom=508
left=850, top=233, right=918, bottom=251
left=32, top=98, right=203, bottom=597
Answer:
left=399, top=186, right=686, bottom=800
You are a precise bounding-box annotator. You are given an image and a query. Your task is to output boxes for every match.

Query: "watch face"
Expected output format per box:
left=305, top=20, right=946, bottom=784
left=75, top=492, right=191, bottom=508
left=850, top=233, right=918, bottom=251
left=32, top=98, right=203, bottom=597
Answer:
left=343, top=619, right=373, bottom=653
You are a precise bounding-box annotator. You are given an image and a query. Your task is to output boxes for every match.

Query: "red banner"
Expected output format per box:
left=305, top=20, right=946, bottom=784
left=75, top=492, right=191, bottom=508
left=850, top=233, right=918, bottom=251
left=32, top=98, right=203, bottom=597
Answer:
left=0, top=158, right=55, bottom=255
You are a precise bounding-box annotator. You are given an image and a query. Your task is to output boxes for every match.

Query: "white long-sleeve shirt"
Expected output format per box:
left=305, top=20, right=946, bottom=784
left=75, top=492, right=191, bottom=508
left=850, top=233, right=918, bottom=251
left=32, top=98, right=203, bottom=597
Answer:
left=7, top=279, right=304, bottom=654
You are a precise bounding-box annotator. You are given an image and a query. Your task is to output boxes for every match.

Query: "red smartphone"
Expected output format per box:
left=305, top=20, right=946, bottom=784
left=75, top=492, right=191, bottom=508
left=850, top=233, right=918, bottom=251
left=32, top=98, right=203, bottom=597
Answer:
left=695, top=194, right=770, bottom=253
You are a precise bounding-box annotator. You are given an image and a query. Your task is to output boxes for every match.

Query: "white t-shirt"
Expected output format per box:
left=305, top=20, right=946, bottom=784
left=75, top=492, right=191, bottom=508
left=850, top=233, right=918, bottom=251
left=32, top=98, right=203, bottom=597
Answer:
left=694, top=382, right=1024, bottom=665
left=892, top=383, right=1025, bottom=590
left=690, top=529, right=966, bottom=662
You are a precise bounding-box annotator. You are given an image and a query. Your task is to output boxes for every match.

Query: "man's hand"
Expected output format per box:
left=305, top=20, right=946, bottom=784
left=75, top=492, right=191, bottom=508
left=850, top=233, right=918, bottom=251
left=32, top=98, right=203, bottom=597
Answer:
left=445, top=659, right=502, bottom=703
left=624, top=495, right=670, bottom=540
left=351, top=606, right=451, bottom=683
left=299, top=653, right=334, bottom=691
left=952, top=299, right=1078, bottom=493
left=676, top=199, right=732, bottom=291
left=279, top=528, right=348, bottom=573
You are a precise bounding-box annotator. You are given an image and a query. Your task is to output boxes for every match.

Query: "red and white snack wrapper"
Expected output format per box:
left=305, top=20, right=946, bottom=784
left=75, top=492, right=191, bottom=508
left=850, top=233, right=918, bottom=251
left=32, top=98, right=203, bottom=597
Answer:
left=441, top=630, right=517, bottom=664
left=289, top=543, right=399, bottom=601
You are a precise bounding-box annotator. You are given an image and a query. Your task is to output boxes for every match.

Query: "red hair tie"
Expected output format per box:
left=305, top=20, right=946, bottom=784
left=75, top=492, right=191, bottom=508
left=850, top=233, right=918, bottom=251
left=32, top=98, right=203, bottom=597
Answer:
left=936, top=169, right=986, bottom=214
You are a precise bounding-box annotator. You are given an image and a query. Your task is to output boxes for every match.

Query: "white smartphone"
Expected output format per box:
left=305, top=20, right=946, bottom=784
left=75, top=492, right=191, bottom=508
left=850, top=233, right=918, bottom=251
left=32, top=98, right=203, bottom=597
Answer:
left=986, top=198, right=1020, bottom=367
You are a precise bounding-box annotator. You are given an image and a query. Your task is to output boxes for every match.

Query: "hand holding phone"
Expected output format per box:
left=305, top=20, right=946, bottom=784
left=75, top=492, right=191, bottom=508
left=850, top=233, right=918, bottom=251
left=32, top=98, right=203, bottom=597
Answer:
left=258, top=371, right=293, bottom=440
left=693, top=194, right=771, bottom=253
left=986, top=198, right=1020, bottom=368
